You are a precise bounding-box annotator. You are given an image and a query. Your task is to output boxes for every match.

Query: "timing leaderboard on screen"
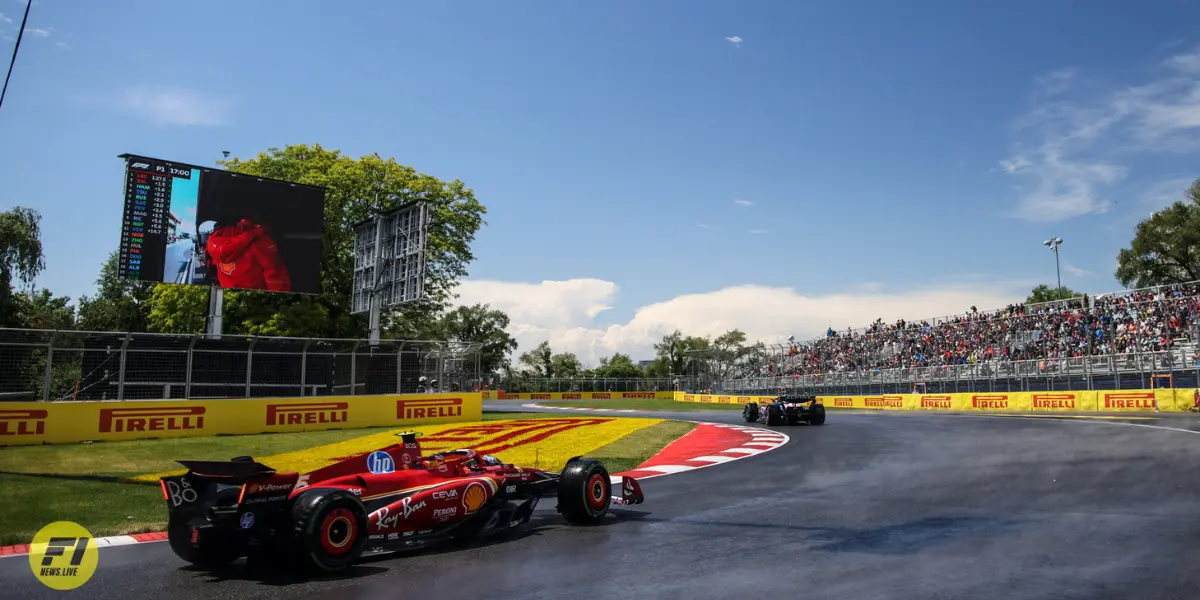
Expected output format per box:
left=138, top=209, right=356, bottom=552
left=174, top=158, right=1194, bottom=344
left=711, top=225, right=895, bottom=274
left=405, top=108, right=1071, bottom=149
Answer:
left=117, top=157, right=188, bottom=282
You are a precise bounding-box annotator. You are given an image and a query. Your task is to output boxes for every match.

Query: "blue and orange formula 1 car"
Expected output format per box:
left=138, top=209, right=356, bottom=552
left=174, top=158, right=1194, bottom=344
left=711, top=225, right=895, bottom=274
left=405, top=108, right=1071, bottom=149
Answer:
left=160, top=432, right=644, bottom=574
left=743, top=394, right=827, bottom=426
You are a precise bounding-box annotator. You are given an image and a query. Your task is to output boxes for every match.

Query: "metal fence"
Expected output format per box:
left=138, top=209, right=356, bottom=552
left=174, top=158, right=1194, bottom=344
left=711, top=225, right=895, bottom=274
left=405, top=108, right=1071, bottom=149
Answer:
left=0, top=328, right=483, bottom=402
left=497, top=377, right=680, bottom=393
left=712, top=348, right=1200, bottom=395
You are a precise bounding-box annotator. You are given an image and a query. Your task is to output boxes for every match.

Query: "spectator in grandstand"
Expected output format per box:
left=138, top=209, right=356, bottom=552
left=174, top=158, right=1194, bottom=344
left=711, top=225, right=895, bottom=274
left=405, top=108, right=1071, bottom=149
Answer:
left=743, top=283, right=1200, bottom=379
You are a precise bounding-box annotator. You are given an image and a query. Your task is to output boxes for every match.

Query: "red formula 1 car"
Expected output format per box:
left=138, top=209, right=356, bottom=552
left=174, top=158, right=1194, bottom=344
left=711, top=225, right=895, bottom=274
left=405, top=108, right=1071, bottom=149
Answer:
left=160, top=432, right=644, bottom=574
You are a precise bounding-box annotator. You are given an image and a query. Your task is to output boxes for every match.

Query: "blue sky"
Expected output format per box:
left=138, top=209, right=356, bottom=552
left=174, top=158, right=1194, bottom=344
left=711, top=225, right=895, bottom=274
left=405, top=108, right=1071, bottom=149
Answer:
left=2, top=0, right=1199, bottom=363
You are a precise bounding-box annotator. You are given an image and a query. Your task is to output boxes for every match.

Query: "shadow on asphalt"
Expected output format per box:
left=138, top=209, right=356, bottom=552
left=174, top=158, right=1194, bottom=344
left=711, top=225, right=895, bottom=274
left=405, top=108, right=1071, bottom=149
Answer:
left=174, top=508, right=653, bottom=586
left=630, top=515, right=1018, bottom=555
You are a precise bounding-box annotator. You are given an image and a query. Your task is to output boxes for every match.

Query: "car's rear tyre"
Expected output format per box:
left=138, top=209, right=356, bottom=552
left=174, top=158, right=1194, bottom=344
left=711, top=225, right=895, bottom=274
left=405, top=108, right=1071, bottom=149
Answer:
left=743, top=403, right=759, bottom=422
left=291, top=489, right=368, bottom=574
left=808, top=403, right=826, bottom=425
left=557, top=459, right=611, bottom=525
left=167, top=515, right=243, bottom=567
left=767, top=404, right=784, bottom=426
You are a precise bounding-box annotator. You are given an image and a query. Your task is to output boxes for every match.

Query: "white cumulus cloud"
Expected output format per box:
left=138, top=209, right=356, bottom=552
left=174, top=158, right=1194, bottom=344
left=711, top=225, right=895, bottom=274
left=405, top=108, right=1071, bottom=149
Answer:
left=733, top=198, right=754, bottom=206
left=452, top=278, right=1030, bottom=367
left=1000, top=45, right=1200, bottom=222
left=725, top=35, right=743, bottom=47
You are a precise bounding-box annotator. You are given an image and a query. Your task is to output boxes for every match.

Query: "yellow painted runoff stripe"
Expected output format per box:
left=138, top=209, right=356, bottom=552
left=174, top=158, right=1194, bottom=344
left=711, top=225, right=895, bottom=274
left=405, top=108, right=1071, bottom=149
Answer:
left=135, top=417, right=660, bottom=482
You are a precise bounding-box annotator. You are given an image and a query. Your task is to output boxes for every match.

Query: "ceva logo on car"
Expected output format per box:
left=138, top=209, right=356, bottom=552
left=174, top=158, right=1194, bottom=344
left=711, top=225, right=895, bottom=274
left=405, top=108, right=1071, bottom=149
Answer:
left=367, top=451, right=395, bottom=474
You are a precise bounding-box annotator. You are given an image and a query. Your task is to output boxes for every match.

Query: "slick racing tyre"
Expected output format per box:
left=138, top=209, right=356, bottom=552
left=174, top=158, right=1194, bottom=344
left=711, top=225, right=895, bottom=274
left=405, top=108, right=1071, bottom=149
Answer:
left=743, top=403, right=759, bottom=423
left=807, top=403, right=826, bottom=426
left=558, top=459, right=611, bottom=525
left=766, top=404, right=784, bottom=426
left=167, top=515, right=243, bottom=567
left=291, top=489, right=369, bottom=574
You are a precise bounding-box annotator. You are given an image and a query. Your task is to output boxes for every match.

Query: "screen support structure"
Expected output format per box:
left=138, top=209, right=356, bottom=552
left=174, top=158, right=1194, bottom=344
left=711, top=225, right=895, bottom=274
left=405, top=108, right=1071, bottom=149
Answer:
left=351, top=200, right=430, bottom=347
left=366, top=215, right=386, bottom=345
left=206, top=287, right=224, bottom=339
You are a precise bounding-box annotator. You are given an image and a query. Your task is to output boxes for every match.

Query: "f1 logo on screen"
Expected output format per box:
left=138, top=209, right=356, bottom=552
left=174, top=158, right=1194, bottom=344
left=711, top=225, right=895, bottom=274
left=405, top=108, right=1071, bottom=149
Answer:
left=28, top=522, right=99, bottom=591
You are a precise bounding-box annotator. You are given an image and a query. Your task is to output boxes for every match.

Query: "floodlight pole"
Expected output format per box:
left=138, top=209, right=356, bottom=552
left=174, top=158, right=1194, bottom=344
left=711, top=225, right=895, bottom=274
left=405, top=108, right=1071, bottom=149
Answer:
left=206, top=288, right=224, bottom=339
left=206, top=153, right=228, bottom=340
left=367, top=213, right=386, bottom=347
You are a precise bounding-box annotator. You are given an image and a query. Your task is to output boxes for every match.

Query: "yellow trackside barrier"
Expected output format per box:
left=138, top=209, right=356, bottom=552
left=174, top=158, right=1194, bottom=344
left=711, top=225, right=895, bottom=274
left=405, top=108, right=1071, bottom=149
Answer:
left=499, top=391, right=676, bottom=401
left=0, top=393, right=482, bottom=447
left=673, top=389, right=1192, bottom=412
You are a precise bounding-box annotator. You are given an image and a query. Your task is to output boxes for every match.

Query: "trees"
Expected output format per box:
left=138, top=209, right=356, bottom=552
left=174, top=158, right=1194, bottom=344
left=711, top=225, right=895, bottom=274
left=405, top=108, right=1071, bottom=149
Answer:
left=645, top=329, right=709, bottom=377
left=1115, top=178, right=1200, bottom=289
left=516, top=341, right=581, bottom=379
left=432, top=304, right=517, bottom=376
left=0, top=207, right=46, bottom=327
left=1026, top=284, right=1083, bottom=304
left=76, top=251, right=154, bottom=332
left=592, top=353, right=643, bottom=378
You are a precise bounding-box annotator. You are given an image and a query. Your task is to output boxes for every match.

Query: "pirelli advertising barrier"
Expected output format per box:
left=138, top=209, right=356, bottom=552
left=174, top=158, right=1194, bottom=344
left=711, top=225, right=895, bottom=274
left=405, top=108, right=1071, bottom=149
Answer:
left=0, top=393, right=482, bottom=447
left=499, top=391, right=676, bottom=401
left=674, top=389, right=1193, bottom=412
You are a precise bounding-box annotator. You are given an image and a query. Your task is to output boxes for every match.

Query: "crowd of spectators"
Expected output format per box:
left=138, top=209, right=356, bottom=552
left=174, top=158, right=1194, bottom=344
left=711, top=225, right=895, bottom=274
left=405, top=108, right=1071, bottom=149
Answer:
left=745, top=284, right=1200, bottom=378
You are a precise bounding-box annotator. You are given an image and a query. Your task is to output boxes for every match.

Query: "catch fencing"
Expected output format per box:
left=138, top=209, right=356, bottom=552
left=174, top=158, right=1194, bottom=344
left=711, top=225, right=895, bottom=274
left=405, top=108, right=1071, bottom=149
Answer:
left=0, top=328, right=482, bottom=402
left=497, top=377, right=679, bottom=393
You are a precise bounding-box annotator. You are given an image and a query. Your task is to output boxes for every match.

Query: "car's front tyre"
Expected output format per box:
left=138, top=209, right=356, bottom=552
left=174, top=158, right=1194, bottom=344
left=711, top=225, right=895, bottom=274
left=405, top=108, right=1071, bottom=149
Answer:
left=557, top=459, right=611, bottom=525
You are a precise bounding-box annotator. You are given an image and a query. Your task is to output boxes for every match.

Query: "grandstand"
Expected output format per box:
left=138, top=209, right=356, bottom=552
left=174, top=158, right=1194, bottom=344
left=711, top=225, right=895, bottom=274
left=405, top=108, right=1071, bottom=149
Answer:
left=715, top=281, right=1200, bottom=395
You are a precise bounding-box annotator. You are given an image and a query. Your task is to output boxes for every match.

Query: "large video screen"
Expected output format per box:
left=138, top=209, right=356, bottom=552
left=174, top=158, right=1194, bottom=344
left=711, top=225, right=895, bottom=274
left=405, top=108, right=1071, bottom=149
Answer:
left=117, top=154, right=326, bottom=294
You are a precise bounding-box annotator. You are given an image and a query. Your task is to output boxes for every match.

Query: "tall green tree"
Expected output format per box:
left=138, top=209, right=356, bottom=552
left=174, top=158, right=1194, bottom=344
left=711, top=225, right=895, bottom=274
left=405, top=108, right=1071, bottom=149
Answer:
left=516, top=341, right=581, bottom=378
left=141, top=144, right=487, bottom=338
left=76, top=251, right=154, bottom=332
left=593, top=352, right=643, bottom=378
left=0, top=207, right=46, bottom=327
left=1115, top=178, right=1200, bottom=288
left=432, top=304, right=517, bottom=376
left=646, top=329, right=709, bottom=377
left=1026, top=284, right=1083, bottom=304
left=701, top=329, right=762, bottom=379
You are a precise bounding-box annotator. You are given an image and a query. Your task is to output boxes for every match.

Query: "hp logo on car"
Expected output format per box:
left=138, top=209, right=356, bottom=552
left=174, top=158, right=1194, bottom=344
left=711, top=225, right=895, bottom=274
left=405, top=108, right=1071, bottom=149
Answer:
left=367, top=451, right=395, bottom=474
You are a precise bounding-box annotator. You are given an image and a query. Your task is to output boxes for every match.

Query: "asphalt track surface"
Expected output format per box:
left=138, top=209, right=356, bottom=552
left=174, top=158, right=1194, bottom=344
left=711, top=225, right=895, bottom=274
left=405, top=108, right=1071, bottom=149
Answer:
left=6, top=403, right=1200, bottom=600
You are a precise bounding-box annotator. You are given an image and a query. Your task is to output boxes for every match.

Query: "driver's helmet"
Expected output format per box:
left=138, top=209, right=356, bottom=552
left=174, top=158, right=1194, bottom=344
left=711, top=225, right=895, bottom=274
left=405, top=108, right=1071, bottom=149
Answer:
left=481, top=454, right=501, bottom=466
